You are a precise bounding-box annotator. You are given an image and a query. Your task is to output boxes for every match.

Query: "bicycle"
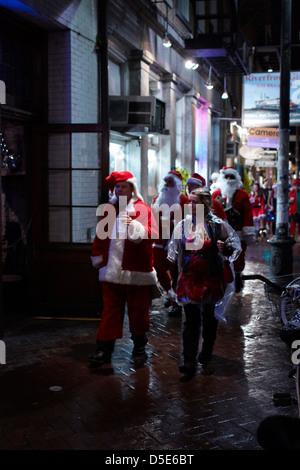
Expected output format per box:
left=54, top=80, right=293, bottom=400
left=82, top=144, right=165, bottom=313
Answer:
left=241, top=273, right=300, bottom=418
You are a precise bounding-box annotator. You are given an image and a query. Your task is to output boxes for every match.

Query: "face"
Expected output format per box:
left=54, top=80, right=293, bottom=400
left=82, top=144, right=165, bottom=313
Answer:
left=114, top=182, right=132, bottom=201
left=164, top=176, right=175, bottom=188
left=224, top=174, right=235, bottom=180
left=188, top=194, right=200, bottom=216
left=187, top=182, right=199, bottom=194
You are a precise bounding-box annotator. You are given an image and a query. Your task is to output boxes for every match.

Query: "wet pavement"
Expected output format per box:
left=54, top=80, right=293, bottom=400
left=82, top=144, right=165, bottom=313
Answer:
left=1, top=236, right=300, bottom=455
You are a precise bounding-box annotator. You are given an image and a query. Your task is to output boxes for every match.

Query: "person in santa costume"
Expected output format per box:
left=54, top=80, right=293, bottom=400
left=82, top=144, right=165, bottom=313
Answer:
left=90, top=171, right=158, bottom=367
left=186, top=173, right=226, bottom=220
left=289, top=178, right=299, bottom=238
left=151, top=170, right=189, bottom=317
left=211, top=167, right=255, bottom=293
left=210, top=172, right=221, bottom=193
left=249, top=181, right=267, bottom=239
left=168, top=187, right=241, bottom=381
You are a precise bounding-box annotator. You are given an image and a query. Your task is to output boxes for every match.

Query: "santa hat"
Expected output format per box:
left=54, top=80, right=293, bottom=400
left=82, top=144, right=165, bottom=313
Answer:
left=105, top=171, right=143, bottom=201
left=220, top=166, right=239, bottom=178
left=167, top=170, right=183, bottom=181
left=186, top=173, right=206, bottom=188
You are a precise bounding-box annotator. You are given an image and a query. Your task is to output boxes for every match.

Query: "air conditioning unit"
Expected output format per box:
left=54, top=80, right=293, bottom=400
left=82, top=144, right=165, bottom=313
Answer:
left=109, top=96, right=167, bottom=134
left=226, top=141, right=238, bottom=158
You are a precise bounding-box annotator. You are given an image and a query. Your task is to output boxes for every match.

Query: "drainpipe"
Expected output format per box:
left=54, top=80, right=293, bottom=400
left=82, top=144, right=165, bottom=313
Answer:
left=97, top=0, right=109, bottom=203
left=269, top=0, right=294, bottom=276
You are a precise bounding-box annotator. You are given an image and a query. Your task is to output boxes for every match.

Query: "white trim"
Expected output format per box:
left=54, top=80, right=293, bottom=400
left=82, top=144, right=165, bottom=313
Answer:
left=98, top=201, right=157, bottom=285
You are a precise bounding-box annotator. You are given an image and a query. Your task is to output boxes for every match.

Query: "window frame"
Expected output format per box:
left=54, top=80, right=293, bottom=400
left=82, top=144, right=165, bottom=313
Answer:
left=42, top=123, right=109, bottom=246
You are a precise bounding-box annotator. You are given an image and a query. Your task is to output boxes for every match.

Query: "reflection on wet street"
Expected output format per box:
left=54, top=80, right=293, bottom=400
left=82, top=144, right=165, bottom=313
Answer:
left=0, top=239, right=299, bottom=450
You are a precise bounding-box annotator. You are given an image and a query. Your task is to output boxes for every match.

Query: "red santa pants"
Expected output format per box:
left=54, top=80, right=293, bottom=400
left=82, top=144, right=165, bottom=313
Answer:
left=96, top=282, right=151, bottom=341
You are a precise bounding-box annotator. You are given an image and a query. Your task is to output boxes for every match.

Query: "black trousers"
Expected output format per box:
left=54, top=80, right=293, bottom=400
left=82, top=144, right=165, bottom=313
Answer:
left=182, top=303, right=218, bottom=363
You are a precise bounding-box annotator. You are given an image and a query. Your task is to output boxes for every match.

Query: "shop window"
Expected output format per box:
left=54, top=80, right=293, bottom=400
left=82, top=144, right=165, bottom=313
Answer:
left=176, top=0, right=191, bottom=22
left=108, top=60, right=122, bottom=96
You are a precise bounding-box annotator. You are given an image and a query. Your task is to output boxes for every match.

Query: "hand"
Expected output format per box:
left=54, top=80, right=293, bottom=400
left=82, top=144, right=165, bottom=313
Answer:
left=119, top=212, right=133, bottom=226
left=217, top=240, right=225, bottom=252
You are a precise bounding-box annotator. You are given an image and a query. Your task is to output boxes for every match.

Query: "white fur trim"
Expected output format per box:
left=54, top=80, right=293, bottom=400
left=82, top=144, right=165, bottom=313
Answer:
left=125, top=177, right=144, bottom=202
left=220, top=168, right=239, bottom=177
left=128, top=219, right=146, bottom=241
left=99, top=266, right=158, bottom=285
left=91, top=255, right=103, bottom=268
left=98, top=206, right=157, bottom=285
left=186, top=177, right=204, bottom=187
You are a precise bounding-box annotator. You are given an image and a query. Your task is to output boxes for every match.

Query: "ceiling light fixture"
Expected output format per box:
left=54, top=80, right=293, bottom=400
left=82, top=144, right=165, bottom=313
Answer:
left=162, top=4, right=172, bottom=48
left=185, top=59, right=199, bottom=70
left=204, top=66, right=214, bottom=90
left=162, top=32, right=172, bottom=48
left=222, top=77, right=228, bottom=99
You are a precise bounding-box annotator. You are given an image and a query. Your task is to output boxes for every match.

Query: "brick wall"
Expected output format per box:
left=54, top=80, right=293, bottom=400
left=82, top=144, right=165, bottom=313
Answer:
left=30, top=0, right=99, bottom=242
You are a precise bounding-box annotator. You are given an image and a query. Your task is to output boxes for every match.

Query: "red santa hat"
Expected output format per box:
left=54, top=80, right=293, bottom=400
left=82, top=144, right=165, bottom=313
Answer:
left=186, top=173, right=206, bottom=188
left=168, top=170, right=183, bottom=181
left=220, top=166, right=239, bottom=178
left=105, top=171, right=143, bottom=201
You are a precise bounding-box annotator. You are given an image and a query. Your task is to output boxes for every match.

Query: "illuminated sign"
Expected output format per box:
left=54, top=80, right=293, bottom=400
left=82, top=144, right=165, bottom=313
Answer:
left=247, top=127, right=279, bottom=148
left=242, top=72, right=300, bottom=127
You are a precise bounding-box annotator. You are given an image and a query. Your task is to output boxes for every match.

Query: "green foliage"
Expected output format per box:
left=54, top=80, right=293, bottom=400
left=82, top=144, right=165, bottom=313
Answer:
left=176, top=167, right=190, bottom=193
left=243, top=169, right=252, bottom=194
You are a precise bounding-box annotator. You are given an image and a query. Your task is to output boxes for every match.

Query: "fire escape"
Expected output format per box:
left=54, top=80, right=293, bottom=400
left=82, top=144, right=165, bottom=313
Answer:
left=185, top=0, right=252, bottom=78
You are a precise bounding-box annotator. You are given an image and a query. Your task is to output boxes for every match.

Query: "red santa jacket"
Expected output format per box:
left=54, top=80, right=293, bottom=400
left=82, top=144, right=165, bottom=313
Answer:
left=211, top=198, right=227, bottom=220
left=91, top=198, right=158, bottom=285
left=289, top=189, right=297, bottom=216
left=151, top=193, right=189, bottom=249
left=212, top=188, right=254, bottom=241
left=249, top=193, right=265, bottom=218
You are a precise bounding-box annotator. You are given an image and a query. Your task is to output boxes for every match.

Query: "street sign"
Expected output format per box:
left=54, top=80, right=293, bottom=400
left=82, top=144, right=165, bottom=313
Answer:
left=245, top=159, right=278, bottom=167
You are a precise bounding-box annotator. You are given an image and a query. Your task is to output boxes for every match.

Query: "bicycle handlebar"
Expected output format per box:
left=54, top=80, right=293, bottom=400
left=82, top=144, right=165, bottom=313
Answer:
left=241, top=274, right=283, bottom=292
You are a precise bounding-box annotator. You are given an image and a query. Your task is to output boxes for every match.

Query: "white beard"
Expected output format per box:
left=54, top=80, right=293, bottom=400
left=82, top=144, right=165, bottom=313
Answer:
left=155, top=186, right=181, bottom=207
left=219, top=179, right=240, bottom=207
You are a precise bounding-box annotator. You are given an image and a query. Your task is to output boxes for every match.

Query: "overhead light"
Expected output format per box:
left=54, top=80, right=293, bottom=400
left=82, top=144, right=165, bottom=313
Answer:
left=222, top=90, right=228, bottom=99
left=268, top=67, right=273, bottom=73
left=222, top=77, right=228, bottom=99
left=162, top=32, right=172, bottom=48
left=185, top=59, right=199, bottom=70
left=204, top=66, right=214, bottom=90
left=162, top=5, right=172, bottom=48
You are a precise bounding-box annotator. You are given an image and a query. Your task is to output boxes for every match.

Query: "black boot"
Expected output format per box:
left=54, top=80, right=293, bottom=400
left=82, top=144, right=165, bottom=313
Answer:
left=198, top=342, right=214, bottom=367
left=131, top=334, right=148, bottom=364
left=168, top=305, right=182, bottom=317
left=90, top=340, right=115, bottom=366
left=179, top=360, right=197, bottom=382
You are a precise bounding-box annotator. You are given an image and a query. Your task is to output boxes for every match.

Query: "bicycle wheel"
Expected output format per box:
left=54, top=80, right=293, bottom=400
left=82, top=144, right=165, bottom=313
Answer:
left=281, top=277, right=300, bottom=325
